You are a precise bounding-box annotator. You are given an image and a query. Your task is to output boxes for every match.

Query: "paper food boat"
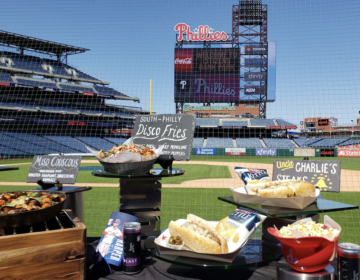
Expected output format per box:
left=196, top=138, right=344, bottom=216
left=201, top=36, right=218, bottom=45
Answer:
left=154, top=218, right=265, bottom=263
left=230, top=187, right=320, bottom=210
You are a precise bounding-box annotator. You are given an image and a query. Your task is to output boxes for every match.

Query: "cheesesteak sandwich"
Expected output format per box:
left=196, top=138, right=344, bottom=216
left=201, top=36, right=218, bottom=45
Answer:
left=168, top=214, right=228, bottom=254
left=246, top=180, right=316, bottom=198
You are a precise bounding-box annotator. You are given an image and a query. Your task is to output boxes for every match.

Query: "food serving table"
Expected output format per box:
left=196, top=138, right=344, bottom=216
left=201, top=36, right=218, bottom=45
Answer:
left=218, top=196, right=359, bottom=242
left=92, top=168, right=185, bottom=239
left=0, top=166, right=19, bottom=172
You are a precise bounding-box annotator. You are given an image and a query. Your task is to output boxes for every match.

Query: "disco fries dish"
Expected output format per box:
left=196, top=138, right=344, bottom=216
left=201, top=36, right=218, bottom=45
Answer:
left=86, top=137, right=164, bottom=174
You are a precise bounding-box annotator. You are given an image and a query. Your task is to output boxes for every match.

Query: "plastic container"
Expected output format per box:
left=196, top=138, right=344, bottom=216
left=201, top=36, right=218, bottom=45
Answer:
left=268, top=227, right=339, bottom=273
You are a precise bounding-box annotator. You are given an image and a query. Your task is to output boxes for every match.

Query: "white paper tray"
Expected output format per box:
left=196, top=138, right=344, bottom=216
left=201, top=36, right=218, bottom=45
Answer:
left=154, top=220, right=248, bottom=263
left=231, top=187, right=320, bottom=209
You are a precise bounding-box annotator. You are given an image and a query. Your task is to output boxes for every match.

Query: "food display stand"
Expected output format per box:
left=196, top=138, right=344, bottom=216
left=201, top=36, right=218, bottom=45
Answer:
left=217, top=196, right=358, bottom=242
left=92, top=167, right=185, bottom=239
left=141, top=196, right=358, bottom=275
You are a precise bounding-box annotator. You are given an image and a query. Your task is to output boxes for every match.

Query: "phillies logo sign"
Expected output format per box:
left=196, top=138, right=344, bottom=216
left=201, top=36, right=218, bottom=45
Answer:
left=175, top=23, right=228, bottom=42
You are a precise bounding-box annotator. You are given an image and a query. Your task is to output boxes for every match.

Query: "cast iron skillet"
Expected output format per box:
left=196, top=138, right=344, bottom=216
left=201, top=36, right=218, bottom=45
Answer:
left=0, top=190, right=67, bottom=229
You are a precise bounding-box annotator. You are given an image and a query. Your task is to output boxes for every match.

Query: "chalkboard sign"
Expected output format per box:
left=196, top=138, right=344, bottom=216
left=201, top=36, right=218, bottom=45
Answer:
left=26, top=155, right=81, bottom=184
left=132, top=114, right=196, bottom=160
left=273, top=159, right=341, bottom=192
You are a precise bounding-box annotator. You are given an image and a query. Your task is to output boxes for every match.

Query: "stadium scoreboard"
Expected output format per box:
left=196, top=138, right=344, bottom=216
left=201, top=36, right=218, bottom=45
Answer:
left=174, top=43, right=276, bottom=103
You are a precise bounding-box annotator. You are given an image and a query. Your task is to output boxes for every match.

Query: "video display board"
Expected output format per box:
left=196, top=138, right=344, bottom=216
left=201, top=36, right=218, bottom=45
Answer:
left=174, top=48, right=240, bottom=102
left=175, top=43, right=276, bottom=103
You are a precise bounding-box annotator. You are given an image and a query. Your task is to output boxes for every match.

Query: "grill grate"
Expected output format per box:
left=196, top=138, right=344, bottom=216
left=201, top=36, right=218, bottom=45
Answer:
left=0, top=211, right=77, bottom=236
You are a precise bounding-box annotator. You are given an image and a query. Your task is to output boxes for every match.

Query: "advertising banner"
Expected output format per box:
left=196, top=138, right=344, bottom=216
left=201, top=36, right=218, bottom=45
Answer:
left=244, top=58, right=267, bottom=67
left=44, top=87, right=55, bottom=91
left=193, top=48, right=240, bottom=74
left=225, top=148, right=245, bottom=155
left=320, top=149, right=335, bottom=157
left=244, top=86, right=267, bottom=95
left=256, top=148, right=277, bottom=156
left=273, top=159, right=341, bottom=192
left=245, top=45, right=268, bottom=55
left=244, top=72, right=267, bottom=81
left=193, top=74, right=240, bottom=102
left=0, top=82, right=10, bottom=87
left=174, top=49, right=193, bottom=73
left=175, top=74, right=239, bottom=102
left=195, top=148, right=216, bottom=155
left=318, top=119, right=329, bottom=126
left=337, top=148, right=360, bottom=157
left=266, top=126, right=297, bottom=129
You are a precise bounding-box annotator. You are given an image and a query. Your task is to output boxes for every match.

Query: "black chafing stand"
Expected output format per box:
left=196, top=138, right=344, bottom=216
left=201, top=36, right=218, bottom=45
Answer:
left=92, top=167, right=185, bottom=241
left=34, top=179, right=92, bottom=223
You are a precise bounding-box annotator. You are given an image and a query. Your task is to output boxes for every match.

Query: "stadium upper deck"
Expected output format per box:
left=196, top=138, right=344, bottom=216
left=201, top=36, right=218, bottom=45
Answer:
left=0, top=30, right=149, bottom=146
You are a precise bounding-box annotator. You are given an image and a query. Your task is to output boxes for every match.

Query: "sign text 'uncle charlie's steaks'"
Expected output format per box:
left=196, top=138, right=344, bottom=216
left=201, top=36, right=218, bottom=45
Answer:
left=132, top=114, right=196, bottom=160
left=272, top=159, right=341, bottom=192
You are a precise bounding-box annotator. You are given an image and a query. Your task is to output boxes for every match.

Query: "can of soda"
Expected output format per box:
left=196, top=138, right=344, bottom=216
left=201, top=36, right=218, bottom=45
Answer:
left=123, top=222, right=141, bottom=274
left=338, top=243, right=360, bottom=280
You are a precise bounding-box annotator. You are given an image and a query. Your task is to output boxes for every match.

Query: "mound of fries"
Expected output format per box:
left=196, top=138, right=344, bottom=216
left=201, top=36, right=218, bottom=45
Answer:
left=99, top=143, right=156, bottom=159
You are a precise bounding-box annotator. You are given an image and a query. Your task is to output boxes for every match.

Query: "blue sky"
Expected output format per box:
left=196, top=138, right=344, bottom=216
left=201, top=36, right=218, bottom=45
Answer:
left=1, top=0, right=360, bottom=126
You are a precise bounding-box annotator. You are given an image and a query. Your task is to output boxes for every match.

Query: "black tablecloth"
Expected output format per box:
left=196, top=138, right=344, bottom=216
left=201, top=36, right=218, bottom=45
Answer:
left=86, top=239, right=337, bottom=280
left=86, top=239, right=279, bottom=280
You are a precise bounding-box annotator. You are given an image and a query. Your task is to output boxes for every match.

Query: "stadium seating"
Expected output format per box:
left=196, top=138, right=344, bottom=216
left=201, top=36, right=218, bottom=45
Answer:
left=293, top=138, right=323, bottom=147
left=338, top=139, right=360, bottom=147
left=263, top=138, right=296, bottom=148
left=41, top=59, right=71, bottom=77
left=0, top=144, right=27, bottom=155
left=75, top=136, right=114, bottom=151
left=16, top=78, right=58, bottom=88
left=0, top=72, right=14, bottom=83
left=206, top=138, right=234, bottom=148
left=275, top=119, right=296, bottom=126
left=66, top=66, right=101, bottom=82
left=0, top=132, right=58, bottom=154
left=0, top=101, right=37, bottom=110
left=58, top=83, right=96, bottom=93
left=3, top=132, right=80, bottom=153
left=192, top=138, right=204, bottom=147
left=113, top=111, right=134, bottom=117
left=79, top=109, right=114, bottom=117
left=39, top=105, right=79, bottom=114
left=222, top=120, right=248, bottom=127
left=42, top=136, right=89, bottom=153
left=236, top=138, right=264, bottom=148
left=196, top=119, right=219, bottom=126
left=308, top=138, right=349, bottom=147
left=94, top=85, right=132, bottom=99
left=103, top=137, right=127, bottom=145
left=250, top=119, right=276, bottom=126
left=2, top=52, right=48, bottom=73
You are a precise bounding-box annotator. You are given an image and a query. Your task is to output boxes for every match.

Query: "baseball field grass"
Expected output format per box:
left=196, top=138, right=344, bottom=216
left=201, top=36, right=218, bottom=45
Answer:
left=0, top=162, right=231, bottom=185
left=0, top=186, right=358, bottom=244
left=0, top=156, right=359, bottom=244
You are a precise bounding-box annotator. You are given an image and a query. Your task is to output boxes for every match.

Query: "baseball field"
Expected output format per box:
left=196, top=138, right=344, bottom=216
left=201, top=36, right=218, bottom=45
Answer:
left=0, top=155, right=359, bottom=243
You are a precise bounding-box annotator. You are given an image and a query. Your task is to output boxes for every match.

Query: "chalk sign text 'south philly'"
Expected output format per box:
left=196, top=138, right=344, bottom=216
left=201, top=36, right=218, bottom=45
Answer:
left=133, top=114, right=196, bottom=161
